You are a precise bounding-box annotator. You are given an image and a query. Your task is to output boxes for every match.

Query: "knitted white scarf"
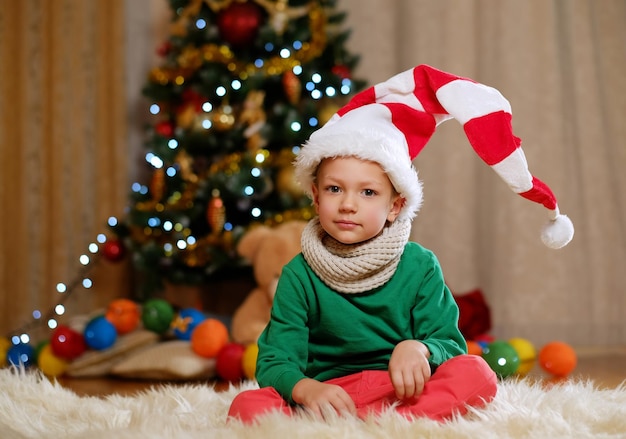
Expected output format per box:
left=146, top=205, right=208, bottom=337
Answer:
left=301, top=217, right=411, bottom=294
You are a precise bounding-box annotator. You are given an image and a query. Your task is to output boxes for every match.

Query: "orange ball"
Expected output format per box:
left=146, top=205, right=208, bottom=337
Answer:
left=105, top=299, right=140, bottom=335
left=466, top=340, right=484, bottom=356
left=539, top=341, right=577, bottom=377
left=191, top=318, right=229, bottom=358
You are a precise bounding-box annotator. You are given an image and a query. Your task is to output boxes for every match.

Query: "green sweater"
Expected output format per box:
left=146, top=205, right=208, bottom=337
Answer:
left=256, top=241, right=467, bottom=403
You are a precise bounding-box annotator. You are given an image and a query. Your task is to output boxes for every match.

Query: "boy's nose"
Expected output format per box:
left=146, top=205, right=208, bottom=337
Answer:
left=339, top=193, right=357, bottom=212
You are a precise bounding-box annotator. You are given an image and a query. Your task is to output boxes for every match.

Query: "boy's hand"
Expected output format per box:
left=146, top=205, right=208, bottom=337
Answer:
left=388, top=340, right=432, bottom=401
left=292, top=378, right=357, bottom=419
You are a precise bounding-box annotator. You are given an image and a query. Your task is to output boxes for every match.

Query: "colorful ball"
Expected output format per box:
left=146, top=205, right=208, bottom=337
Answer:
left=50, top=325, right=87, bottom=360
left=190, top=318, right=229, bottom=358
left=242, top=343, right=259, bottom=380
left=37, top=344, right=68, bottom=377
left=466, top=340, right=484, bottom=356
left=481, top=340, right=520, bottom=378
left=216, top=343, right=245, bottom=382
left=142, top=299, right=175, bottom=334
left=508, top=337, right=536, bottom=376
left=172, top=308, right=206, bottom=341
left=539, top=341, right=577, bottom=377
left=7, top=343, right=35, bottom=368
left=102, top=239, right=126, bottom=262
left=84, top=316, right=118, bottom=350
left=105, top=299, right=140, bottom=335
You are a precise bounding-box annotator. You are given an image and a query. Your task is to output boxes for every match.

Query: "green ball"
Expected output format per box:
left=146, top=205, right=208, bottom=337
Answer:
left=141, top=299, right=174, bottom=334
left=482, top=340, right=520, bottom=378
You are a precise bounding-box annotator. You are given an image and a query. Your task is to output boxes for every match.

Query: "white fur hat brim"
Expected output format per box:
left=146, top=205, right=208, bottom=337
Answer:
left=294, top=104, right=423, bottom=222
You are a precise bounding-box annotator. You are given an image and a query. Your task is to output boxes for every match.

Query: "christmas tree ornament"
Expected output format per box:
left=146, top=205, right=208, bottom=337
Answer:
left=84, top=316, right=118, bottom=351
left=253, top=0, right=311, bottom=35
left=172, top=308, right=207, bottom=340
left=217, top=1, right=264, bottom=48
left=7, top=343, right=35, bottom=368
left=190, top=318, right=229, bottom=358
left=331, top=64, right=352, bottom=80
left=154, top=120, right=175, bottom=137
left=276, top=165, right=302, bottom=198
left=240, top=91, right=268, bottom=151
left=481, top=341, right=520, bottom=378
left=539, top=341, right=577, bottom=377
left=216, top=342, right=245, bottom=381
left=212, top=104, right=236, bottom=131
left=207, top=189, right=226, bottom=233
left=241, top=343, right=259, bottom=379
left=142, top=299, right=175, bottom=334
left=149, top=168, right=166, bottom=202
left=105, top=299, right=140, bottom=335
left=318, top=103, right=340, bottom=125
left=102, top=239, right=126, bottom=263
left=37, top=344, right=68, bottom=377
left=50, top=325, right=87, bottom=360
left=282, top=70, right=302, bottom=105
left=156, top=41, right=172, bottom=57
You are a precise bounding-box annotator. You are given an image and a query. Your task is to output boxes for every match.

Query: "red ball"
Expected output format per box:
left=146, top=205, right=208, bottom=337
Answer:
left=331, top=65, right=352, bottom=80
left=154, top=120, right=175, bottom=137
left=216, top=343, right=245, bottom=382
left=539, top=341, right=577, bottom=377
left=102, top=239, right=125, bottom=262
left=50, top=325, right=87, bottom=360
left=217, top=2, right=264, bottom=47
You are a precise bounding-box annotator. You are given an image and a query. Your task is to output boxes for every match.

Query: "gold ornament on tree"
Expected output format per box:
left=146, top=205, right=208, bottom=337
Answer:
left=212, top=104, right=236, bottom=131
left=150, top=168, right=166, bottom=202
left=253, top=0, right=311, bottom=35
left=207, top=189, right=226, bottom=234
left=240, top=90, right=268, bottom=151
left=282, top=70, right=301, bottom=105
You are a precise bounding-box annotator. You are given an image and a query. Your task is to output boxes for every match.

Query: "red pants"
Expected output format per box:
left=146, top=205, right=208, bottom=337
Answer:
left=228, top=354, right=497, bottom=423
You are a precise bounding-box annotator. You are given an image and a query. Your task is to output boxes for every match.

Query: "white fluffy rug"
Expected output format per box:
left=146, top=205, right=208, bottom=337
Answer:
left=1, top=368, right=625, bottom=439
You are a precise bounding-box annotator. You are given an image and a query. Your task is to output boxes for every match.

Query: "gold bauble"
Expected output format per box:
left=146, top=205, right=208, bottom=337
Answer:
left=212, top=105, right=235, bottom=131
left=318, top=103, right=340, bottom=125
left=276, top=165, right=303, bottom=198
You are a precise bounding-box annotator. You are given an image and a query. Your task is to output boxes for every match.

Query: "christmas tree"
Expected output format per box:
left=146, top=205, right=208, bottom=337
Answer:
left=111, top=0, right=365, bottom=298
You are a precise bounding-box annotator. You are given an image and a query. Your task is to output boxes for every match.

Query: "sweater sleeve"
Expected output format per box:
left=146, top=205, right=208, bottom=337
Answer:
left=412, top=251, right=467, bottom=365
left=255, top=260, right=310, bottom=403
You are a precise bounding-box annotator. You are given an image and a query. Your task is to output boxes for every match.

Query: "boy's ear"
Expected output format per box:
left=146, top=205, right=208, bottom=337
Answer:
left=311, top=183, right=320, bottom=212
left=387, top=196, right=405, bottom=222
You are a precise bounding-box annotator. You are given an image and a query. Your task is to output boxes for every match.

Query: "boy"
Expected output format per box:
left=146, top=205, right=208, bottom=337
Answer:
left=228, top=65, right=573, bottom=423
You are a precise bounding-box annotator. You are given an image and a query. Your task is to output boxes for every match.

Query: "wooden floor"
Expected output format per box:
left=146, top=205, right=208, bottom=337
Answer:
left=57, top=349, right=626, bottom=398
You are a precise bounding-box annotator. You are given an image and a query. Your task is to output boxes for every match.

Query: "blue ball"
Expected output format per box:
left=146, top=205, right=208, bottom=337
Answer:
left=84, top=316, right=118, bottom=350
left=172, top=308, right=206, bottom=340
left=7, top=343, right=35, bottom=368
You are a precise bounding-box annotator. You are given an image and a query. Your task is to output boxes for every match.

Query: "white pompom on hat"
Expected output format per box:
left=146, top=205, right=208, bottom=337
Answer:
left=294, top=64, right=574, bottom=249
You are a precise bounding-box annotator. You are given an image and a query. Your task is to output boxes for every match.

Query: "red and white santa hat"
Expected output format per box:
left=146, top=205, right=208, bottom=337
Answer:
left=294, top=64, right=574, bottom=249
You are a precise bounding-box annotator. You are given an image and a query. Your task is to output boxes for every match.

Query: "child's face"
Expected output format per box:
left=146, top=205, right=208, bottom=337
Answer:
left=311, top=156, right=405, bottom=244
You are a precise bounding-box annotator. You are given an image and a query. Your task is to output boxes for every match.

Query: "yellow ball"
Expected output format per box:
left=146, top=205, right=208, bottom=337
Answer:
left=0, top=338, right=10, bottom=365
left=242, top=343, right=259, bottom=380
left=38, top=344, right=68, bottom=377
left=508, top=337, right=536, bottom=376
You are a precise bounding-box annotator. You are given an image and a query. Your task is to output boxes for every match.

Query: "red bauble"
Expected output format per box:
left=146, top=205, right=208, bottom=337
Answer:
left=102, top=239, right=125, bottom=262
left=156, top=41, right=172, bottom=57
left=154, top=120, right=175, bottom=137
left=50, top=325, right=87, bottom=360
left=217, top=2, right=264, bottom=48
left=331, top=65, right=352, bottom=80
left=216, top=343, right=245, bottom=382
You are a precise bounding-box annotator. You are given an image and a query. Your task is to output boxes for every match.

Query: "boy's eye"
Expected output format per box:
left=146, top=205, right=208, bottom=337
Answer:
left=326, top=185, right=340, bottom=193
left=363, top=189, right=376, bottom=196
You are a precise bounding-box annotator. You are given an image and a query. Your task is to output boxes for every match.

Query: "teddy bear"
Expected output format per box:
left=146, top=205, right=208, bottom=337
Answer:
left=230, top=220, right=307, bottom=345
